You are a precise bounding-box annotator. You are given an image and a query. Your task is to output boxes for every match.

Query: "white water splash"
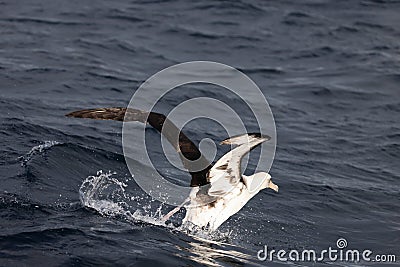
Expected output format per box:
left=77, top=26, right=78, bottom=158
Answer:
left=79, top=170, right=168, bottom=227
left=19, top=140, right=61, bottom=166
left=79, top=170, right=235, bottom=241
left=79, top=170, right=127, bottom=216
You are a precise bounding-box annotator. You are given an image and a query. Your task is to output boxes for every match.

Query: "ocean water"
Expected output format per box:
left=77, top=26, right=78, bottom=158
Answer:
left=0, top=0, right=399, bottom=266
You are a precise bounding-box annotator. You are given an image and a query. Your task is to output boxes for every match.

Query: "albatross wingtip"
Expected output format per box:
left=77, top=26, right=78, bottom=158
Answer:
left=65, top=111, right=80, bottom=117
left=64, top=107, right=127, bottom=121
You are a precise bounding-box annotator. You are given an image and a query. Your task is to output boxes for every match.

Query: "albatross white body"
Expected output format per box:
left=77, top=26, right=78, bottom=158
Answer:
left=183, top=172, right=276, bottom=231
left=182, top=133, right=278, bottom=231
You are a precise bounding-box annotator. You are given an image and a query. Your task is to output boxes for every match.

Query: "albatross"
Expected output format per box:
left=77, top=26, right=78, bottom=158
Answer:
left=66, top=107, right=278, bottom=231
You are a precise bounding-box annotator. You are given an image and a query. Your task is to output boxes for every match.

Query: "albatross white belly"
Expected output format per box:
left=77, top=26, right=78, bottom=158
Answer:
left=182, top=174, right=275, bottom=231
left=180, top=133, right=279, bottom=231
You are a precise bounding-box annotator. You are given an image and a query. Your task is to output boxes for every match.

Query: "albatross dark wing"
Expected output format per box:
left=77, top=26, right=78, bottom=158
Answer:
left=66, top=107, right=211, bottom=186
left=66, top=107, right=147, bottom=122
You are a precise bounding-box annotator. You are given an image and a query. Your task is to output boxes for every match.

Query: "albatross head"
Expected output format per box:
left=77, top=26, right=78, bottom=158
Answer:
left=245, top=172, right=279, bottom=194
left=259, top=172, right=279, bottom=192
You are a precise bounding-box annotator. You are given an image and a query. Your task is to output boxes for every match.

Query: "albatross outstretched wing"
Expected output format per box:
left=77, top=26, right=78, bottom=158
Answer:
left=207, top=133, right=270, bottom=197
left=66, top=107, right=212, bottom=187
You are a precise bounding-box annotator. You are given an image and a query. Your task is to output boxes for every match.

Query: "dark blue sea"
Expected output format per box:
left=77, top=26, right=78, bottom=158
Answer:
left=0, top=0, right=399, bottom=266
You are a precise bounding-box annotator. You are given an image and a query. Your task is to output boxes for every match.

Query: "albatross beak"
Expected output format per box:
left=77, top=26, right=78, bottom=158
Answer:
left=268, top=180, right=279, bottom=192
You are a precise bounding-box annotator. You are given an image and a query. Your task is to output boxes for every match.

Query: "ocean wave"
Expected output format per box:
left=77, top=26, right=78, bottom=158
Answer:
left=0, top=17, right=92, bottom=26
left=19, top=140, right=61, bottom=167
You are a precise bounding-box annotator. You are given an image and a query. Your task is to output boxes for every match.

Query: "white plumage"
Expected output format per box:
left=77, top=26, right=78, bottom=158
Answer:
left=180, top=133, right=278, bottom=231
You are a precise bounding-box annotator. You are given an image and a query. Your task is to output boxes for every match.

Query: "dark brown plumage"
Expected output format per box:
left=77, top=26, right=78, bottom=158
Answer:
left=66, top=107, right=147, bottom=122
left=66, top=107, right=212, bottom=186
